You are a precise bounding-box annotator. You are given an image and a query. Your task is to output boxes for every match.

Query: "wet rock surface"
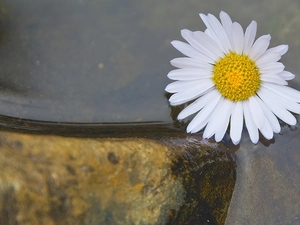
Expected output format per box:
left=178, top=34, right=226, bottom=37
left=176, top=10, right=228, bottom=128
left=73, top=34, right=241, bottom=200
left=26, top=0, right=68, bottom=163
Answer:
left=160, top=138, right=236, bottom=225
left=0, top=130, right=236, bottom=225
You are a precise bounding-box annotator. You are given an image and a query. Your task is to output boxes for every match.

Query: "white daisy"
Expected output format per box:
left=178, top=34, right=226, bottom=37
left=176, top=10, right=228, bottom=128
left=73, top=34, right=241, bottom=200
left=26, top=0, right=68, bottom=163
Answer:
left=165, top=11, right=300, bottom=145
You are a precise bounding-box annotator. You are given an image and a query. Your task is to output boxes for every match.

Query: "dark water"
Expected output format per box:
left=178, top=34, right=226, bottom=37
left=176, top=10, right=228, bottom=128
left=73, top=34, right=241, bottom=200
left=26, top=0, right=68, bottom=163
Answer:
left=0, top=0, right=300, bottom=224
left=0, top=0, right=172, bottom=122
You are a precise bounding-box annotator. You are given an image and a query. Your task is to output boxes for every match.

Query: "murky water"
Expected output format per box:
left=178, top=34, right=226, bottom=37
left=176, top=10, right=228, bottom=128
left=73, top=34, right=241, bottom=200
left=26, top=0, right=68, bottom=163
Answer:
left=0, top=0, right=300, bottom=224
left=0, top=0, right=172, bottom=122
left=225, top=126, right=300, bottom=224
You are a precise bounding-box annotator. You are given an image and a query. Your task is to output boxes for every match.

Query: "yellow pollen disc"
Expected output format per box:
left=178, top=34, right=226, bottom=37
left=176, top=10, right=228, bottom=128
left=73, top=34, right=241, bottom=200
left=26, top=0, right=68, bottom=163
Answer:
left=212, top=52, right=261, bottom=101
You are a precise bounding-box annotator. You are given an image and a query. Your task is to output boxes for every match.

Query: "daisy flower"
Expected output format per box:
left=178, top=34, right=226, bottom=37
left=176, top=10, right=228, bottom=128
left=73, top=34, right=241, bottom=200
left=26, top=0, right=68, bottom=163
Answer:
left=165, top=11, right=300, bottom=145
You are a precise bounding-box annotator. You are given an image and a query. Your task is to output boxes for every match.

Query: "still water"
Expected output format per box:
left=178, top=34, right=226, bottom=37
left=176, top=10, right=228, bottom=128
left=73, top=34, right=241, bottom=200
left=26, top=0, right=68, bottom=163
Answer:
left=0, top=0, right=300, bottom=224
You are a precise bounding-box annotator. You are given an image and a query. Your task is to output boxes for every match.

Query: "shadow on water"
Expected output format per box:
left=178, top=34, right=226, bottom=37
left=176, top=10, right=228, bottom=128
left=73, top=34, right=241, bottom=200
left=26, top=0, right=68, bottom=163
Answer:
left=0, top=115, right=184, bottom=138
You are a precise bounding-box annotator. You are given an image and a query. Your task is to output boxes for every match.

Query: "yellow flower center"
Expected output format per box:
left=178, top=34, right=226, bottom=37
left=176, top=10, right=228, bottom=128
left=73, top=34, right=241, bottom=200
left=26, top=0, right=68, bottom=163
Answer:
left=212, top=52, right=261, bottom=101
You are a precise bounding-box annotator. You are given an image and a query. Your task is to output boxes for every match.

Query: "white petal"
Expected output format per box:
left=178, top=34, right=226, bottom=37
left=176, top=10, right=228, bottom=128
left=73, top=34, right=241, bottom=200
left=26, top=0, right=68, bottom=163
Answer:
left=187, top=93, right=222, bottom=133
left=249, top=34, right=271, bottom=60
left=230, top=101, right=244, bottom=145
left=260, top=74, right=288, bottom=85
left=257, top=88, right=297, bottom=125
left=243, top=20, right=257, bottom=55
left=259, top=119, right=274, bottom=140
left=203, top=97, right=226, bottom=139
left=178, top=89, right=219, bottom=120
left=262, top=83, right=300, bottom=102
left=278, top=71, right=295, bottom=81
left=171, top=40, right=204, bottom=59
left=256, top=96, right=281, bottom=133
left=207, top=13, right=233, bottom=51
left=266, top=45, right=288, bottom=56
left=169, top=80, right=214, bottom=106
left=231, top=22, right=244, bottom=54
left=199, top=13, right=231, bottom=53
left=220, top=11, right=233, bottom=39
left=193, top=31, right=224, bottom=59
left=214, top=99, right=233, bottom=142
left=260, top=86, right=300, bottom=114
left=170, top=57, right=213, bottom=69
left=259, top=62, right=285, bottom=74
left=165, top=80, right=197, bottom=93
left=249, top=96, right=265, bottom=129
left=169, top=79, right=214, bottom=105
left=181, top=29, right=217, bottom=63
left=255, top=52, right=281, bottom=68
left=189, top=116, right=209, bottom=134
left=204, top=28, right=212, bottom=39
left=167, top=68, right=212, bottom=80
left=243, top=101, right=259, bottom=144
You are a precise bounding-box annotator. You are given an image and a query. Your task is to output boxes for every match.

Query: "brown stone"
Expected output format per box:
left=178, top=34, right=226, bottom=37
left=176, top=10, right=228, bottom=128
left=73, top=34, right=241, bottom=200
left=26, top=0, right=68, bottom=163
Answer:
left=0, top=131, right=236, bottom=225
left=161, top=137, right=236, bottom=225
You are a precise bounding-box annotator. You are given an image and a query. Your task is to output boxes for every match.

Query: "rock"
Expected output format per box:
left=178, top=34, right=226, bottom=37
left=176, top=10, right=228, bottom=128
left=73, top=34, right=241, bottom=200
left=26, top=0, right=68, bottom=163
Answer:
left=0, top=131, right=236, bottom=225
left=160, top=137, right=236, bottom=225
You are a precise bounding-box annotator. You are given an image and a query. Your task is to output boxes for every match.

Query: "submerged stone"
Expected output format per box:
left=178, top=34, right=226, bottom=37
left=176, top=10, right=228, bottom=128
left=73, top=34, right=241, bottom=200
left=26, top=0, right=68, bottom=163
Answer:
left=0, top=131, right=236, bottom=225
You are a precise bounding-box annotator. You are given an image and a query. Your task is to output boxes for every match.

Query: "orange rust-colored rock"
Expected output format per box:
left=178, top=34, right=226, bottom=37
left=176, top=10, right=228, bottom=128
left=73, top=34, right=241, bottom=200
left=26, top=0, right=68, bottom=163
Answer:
left=0, top=131, right=184, bottom=225
left=0, top=131, right=236, bottom=225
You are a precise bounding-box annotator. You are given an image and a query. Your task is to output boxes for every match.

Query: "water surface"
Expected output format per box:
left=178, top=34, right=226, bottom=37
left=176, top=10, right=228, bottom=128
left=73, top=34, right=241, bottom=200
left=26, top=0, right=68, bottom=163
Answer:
left=0, top=0, right=300, bottom=224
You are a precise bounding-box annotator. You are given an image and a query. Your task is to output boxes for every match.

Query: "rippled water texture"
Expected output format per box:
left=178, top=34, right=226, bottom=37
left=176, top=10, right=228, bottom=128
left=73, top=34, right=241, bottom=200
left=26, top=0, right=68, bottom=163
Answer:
left=0, top=0, right=300, bottom=224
